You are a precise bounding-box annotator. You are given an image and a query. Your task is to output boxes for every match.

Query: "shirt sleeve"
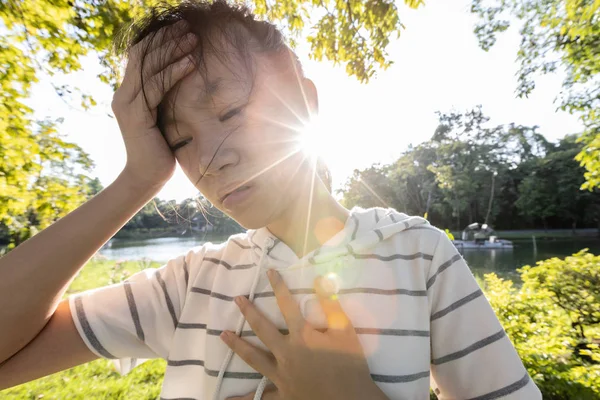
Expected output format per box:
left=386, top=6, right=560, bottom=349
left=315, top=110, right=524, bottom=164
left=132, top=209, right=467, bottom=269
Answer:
left=68, top=252, right=192, bottom=375
left=427, top=232, right=542, bottom=399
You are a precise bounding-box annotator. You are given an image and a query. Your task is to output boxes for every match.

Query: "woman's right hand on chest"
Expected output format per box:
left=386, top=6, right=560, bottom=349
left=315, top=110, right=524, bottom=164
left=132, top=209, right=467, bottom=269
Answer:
left=111, top=20, right=197, bottom=192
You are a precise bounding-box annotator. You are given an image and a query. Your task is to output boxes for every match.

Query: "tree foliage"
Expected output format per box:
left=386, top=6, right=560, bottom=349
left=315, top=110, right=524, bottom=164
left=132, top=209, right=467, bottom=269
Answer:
left=114, top=197, right=243, bottom=239
left=484, top=250, right=600, bottom=399
left=339, top=107, right=600, bottom=231
left=471, top=0, right=600, bottom=190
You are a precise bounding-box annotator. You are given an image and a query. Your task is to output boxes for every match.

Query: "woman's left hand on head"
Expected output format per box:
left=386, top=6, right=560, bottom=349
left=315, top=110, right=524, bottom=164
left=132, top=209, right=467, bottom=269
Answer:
left=222, top=270, right=388, bottom=400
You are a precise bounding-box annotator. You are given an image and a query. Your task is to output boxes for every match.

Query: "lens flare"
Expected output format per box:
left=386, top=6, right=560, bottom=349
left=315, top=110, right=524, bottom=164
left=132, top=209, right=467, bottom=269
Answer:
left=298, top=116, right=325, bottom=159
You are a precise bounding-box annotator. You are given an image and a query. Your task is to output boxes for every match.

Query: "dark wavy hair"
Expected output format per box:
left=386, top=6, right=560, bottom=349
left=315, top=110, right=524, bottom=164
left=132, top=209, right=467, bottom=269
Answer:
left=114, top=0, right=332, bottom=193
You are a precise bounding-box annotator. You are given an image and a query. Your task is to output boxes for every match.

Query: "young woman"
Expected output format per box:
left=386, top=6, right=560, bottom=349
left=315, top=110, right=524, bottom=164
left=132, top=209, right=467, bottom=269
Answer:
left=0, top=1, right=542, bottom=399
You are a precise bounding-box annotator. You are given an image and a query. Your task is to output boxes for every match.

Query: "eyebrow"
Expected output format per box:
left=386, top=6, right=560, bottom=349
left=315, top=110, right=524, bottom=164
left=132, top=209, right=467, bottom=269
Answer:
left=162, top=77, right=223, bottom=128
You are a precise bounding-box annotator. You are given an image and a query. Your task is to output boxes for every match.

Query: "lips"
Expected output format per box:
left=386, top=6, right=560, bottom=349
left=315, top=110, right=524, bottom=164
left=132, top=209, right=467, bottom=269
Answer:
left=219, top=183, right=252, bottom=203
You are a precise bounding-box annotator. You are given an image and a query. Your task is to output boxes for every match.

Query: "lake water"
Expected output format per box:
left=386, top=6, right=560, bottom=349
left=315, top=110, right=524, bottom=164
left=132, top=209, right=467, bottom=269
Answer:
left=98, top=235, right=600, bottom=281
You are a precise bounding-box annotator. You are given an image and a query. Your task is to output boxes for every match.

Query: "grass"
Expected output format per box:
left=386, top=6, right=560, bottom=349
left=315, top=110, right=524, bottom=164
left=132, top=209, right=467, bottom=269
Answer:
left=1, top=258, right=169, bottom=400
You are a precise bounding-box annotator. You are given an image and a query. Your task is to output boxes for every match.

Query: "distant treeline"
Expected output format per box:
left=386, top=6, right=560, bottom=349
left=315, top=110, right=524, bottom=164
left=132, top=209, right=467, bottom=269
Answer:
left=114, top=198, right=244, bottom=239
left=339, top=108, right=600, bottom=232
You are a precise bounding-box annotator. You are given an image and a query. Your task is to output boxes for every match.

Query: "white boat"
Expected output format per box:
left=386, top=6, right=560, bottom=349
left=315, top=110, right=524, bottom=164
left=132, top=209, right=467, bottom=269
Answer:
left=452, top=222, right=514, bottom=250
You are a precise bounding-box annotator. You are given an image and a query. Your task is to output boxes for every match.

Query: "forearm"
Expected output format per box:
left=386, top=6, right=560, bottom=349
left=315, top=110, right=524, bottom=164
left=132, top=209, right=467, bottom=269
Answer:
left=0, top=170, right=161, bottom=363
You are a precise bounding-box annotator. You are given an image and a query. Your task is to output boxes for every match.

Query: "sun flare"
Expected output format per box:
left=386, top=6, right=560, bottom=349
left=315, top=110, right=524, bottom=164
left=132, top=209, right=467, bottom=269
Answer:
left=298, top=116, right=329, bottom=160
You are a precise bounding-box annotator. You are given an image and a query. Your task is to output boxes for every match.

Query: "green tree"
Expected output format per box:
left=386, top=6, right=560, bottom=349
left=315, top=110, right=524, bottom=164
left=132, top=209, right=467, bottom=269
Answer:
left=516, top=135, right=600, bottom=230
left=471, top=0, right=600, bottom=190
left=0, top=115, right=93, bottom=246
left=338, top=164, right=397, bottom=210
left=339, top=107, right=600, bottom=231
left=87, top=177, right=104, bottom=197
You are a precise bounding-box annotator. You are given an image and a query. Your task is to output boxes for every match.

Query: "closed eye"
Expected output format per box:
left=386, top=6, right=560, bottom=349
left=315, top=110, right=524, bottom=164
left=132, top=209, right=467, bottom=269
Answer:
left=219, top=106, right=244, bottom=122
left=170, top=137, right=192, bottom=151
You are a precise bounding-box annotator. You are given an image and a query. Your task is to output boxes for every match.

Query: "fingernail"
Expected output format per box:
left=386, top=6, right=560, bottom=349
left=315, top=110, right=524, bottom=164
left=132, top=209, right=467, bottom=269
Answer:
left=220, top=331, right=232, bottom=343
left=234, top=296, right=244, bottom=306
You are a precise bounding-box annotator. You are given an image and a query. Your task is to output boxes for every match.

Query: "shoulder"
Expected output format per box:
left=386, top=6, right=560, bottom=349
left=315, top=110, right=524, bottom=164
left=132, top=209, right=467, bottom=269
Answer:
left=181, top=231, right=253, bottom=270
left=371, top=207, right=446, bottom=247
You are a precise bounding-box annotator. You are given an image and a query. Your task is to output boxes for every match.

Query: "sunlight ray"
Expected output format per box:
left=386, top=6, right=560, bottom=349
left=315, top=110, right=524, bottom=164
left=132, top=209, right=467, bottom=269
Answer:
left=359, top=177, right=390, bottom=208
left=302, top=153, right=319, bottom=259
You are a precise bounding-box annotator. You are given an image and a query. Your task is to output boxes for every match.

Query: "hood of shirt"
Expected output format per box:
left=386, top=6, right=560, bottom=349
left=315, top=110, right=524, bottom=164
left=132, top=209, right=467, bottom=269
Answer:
left=246, top=206, right=430, bottom=271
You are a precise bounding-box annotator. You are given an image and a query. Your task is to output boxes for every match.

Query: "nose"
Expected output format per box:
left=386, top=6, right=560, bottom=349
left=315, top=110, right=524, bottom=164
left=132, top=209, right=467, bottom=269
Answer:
left=198, top=146, right=239, bottom=176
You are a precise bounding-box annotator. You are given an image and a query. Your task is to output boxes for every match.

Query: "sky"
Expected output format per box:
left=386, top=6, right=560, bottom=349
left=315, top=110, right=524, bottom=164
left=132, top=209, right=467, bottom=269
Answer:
left=26, top=0, right=582, bottom=202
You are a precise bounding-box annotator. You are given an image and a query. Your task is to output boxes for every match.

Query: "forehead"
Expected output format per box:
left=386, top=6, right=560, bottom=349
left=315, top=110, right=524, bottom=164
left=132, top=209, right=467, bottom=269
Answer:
left=160, top=45, right=300, bottom=129
left=165, top=51, right=253, bottom=107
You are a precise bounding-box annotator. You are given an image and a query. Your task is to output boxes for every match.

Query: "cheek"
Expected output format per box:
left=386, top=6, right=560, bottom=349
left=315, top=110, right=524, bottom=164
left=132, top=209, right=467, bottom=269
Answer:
left=176, top=150, right=213, bottom=197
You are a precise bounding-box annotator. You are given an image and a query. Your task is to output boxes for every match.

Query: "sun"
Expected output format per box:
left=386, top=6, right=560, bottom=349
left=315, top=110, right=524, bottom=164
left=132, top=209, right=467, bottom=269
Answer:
left=298, top=115, right=333, bottom=161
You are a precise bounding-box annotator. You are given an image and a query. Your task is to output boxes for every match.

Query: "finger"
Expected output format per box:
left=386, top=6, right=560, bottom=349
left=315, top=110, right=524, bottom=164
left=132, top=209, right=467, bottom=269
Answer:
left=220, top=330, right=277, bottom=380
left=129, top=20, right=190, bottom=60
left=235, top=296, right=285, bottom=353
left=131, top=54, right=196, bottom=112
left=122, top=34, right=198, bottom=102
left=314, top=276, right=353, bottom=332
left=226, top=385, right=279, bottom=400
left=267, top=269, right=306, bottom=334
left=125, top=20, right=191, bottom=87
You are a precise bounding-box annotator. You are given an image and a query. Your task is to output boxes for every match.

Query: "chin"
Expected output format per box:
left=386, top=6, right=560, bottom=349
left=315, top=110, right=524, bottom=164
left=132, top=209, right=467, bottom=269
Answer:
left=230, top=212, right=272, bottom=230
left=227, top=202, right=283, bottom=230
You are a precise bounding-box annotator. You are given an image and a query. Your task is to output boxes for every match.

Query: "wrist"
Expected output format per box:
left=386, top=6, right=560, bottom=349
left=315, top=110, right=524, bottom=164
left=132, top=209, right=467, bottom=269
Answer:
left=116, top=167, right=166, bottom=200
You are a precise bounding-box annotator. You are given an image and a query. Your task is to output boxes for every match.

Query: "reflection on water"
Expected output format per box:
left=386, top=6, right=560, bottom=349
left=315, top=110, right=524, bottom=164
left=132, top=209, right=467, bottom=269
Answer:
left=461, top=238, right=600, bottom=281
left=99, top=235, right=600, bottom=280
left=98, top=236, right=219, bottom=263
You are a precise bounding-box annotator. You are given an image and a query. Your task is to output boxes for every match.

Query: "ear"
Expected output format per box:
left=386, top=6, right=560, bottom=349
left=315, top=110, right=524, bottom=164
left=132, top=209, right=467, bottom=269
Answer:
left=302, top=78, right=319, bottom=115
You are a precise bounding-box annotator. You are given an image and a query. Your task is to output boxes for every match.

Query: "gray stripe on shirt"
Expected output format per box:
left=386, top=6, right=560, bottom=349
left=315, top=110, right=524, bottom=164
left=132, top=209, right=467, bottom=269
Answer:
left=353, top=252, right=434, bottom=262
left=176, top=325, right=429, bottom=337
left=431, top=329, right=506, bottom=365
left=426, top=253, right=463, bottom=289
left=371, top=370, right=430, bottom=383
left=466, top=372, right=531, bottom=400
left=406, top=225, right=439, bottom=233
left=431, top=289, right=484, bottom=321
left=190, top=286, right=427, bottom=302
left=231, top=239, right=251, bottom=249
left=154, top=270, right=178, bottom=329
left=123, top=280, right=145, bottom=342
left=178, top=322, right=207, bottom=329
left=374, top=229, right=384, bottom=241
left=204, top=257, right=256, bottom=271
left=73, top=296, right=117, bottom=359
left=167, top=358, right=430, bottom=383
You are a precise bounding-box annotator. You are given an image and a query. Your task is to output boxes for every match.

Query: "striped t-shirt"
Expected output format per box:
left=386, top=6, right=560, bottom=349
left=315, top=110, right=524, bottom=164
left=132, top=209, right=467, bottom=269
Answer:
left=69, top=207, right=541, bottom=399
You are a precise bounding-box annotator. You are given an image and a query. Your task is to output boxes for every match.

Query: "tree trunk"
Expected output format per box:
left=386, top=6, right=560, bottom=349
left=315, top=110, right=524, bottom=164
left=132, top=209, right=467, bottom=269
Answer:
left=485, top=173, right=496, bottom=225
left=456, top=193, right=461, bottom=231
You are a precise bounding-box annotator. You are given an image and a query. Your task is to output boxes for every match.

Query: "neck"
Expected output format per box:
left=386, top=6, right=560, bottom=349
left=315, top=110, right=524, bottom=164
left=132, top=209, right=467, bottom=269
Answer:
left=266, top=179, right=349, bottom=259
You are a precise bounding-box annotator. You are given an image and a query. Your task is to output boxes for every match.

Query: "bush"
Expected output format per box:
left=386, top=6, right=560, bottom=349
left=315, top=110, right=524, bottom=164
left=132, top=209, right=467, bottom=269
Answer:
left=483, top=250, right=600, bottom=399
